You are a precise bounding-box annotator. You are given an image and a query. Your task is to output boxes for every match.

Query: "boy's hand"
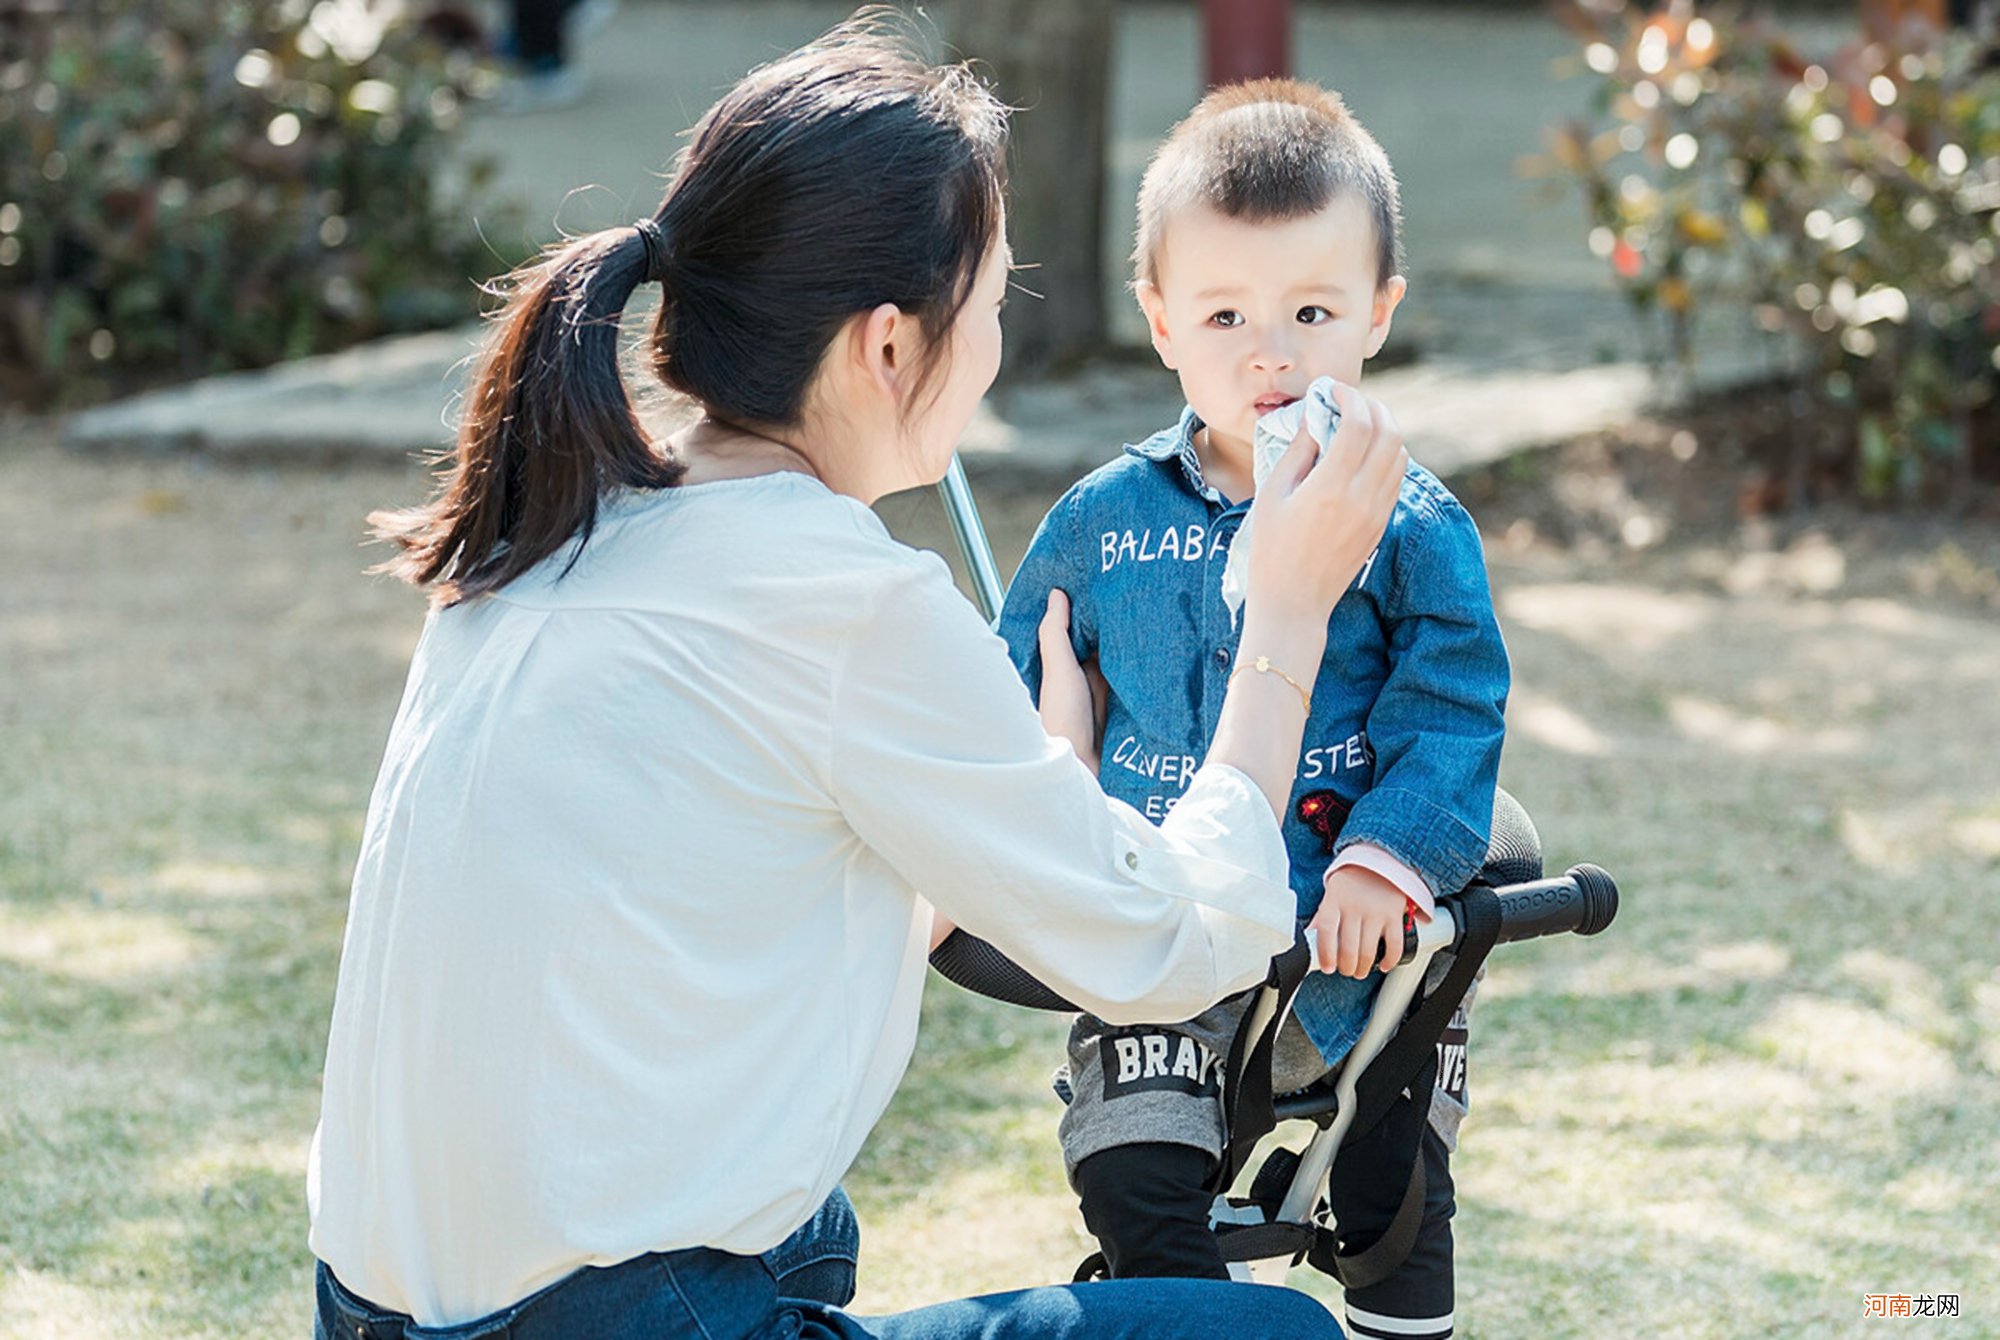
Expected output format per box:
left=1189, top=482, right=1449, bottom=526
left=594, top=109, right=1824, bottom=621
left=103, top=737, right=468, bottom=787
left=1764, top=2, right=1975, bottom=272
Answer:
left=1036, top=589, right=1107, bottom=773
left=1308, top=864, right=1411, bottom=978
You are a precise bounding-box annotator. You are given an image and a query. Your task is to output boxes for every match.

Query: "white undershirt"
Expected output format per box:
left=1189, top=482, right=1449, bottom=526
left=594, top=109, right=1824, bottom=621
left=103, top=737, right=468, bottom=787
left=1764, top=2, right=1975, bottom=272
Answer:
left=306, top=472, right=1295, bottom=1326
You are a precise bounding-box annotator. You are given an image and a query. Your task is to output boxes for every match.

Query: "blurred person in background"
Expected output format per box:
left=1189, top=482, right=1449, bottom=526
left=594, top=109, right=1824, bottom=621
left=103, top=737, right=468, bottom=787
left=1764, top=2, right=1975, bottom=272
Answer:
left=492, top=0, right=618, bottom=111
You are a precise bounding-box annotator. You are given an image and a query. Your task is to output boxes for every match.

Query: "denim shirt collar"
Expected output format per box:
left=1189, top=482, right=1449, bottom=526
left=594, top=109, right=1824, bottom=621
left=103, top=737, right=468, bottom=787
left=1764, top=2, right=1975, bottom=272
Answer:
left=1124, top=406, right=1232, bottom=508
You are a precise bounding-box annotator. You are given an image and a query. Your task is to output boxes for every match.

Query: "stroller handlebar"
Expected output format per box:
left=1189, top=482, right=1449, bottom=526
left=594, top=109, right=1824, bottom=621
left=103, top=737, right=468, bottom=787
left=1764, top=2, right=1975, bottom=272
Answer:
left=929, top=924, right=1079, bottom=1013
left=932, top=864, right=1620, bottom=1013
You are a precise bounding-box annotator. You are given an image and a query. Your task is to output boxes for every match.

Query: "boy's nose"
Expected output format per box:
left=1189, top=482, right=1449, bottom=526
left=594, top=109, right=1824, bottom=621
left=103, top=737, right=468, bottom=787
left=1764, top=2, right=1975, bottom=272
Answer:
left=1249, top=332, right=1296, bottom=374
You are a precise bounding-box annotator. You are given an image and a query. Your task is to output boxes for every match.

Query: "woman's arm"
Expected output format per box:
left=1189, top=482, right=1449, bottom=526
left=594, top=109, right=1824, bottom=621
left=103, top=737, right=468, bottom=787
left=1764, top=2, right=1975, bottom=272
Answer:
left=1210, top=382, right=1409, bottom=815
left=831, top=558, right=1294, bottom=1024
left=835, top=387, right=1405, bottom=1023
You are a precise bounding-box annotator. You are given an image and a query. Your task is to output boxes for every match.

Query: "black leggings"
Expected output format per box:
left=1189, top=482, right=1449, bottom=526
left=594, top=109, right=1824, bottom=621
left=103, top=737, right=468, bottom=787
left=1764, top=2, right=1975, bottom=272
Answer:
left=1329, top=1119, right=1457, bottom=1339
left=1074, top=1127, right=1458, bottom=1339
left=1075, top=1143, right=1230, bottom=1280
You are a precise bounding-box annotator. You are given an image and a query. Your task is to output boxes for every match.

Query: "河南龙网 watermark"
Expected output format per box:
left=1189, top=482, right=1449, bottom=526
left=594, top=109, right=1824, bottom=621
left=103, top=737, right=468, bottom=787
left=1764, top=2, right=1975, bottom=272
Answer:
left=1863, top=1294, right=1960, bottom=1319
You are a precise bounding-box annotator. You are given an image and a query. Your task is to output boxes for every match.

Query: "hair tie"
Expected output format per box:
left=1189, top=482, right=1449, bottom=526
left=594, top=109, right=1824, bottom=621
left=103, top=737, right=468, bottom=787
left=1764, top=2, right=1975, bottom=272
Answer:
left=632, top=218, right=670, bottom=284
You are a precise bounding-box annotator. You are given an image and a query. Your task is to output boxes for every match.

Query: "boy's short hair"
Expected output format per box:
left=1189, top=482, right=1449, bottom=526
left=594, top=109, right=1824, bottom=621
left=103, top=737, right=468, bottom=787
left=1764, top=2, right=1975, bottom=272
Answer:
left=1133, top=78, right=1403, bottom=291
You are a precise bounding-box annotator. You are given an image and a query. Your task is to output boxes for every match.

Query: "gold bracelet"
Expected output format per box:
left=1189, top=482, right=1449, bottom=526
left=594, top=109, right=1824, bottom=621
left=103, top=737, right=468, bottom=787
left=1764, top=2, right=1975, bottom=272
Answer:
left=1228, top=654, right=1312, bottom=714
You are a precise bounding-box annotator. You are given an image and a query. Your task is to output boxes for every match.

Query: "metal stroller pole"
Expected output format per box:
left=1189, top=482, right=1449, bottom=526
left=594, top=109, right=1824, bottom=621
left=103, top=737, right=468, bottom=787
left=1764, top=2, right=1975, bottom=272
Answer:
left=936, top=454, right=1007, bottom=624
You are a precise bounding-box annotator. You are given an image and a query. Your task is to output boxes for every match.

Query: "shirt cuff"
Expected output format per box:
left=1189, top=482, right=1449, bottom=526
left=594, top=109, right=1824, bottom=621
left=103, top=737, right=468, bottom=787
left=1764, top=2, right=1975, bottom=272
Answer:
left=1331, top=842, right=1437, bottom=922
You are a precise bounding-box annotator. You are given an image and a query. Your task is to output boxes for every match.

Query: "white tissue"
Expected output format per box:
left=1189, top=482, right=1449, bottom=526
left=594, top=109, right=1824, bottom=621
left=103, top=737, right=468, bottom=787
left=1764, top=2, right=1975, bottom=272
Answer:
left=1218, top=375, right=1344, bottom=621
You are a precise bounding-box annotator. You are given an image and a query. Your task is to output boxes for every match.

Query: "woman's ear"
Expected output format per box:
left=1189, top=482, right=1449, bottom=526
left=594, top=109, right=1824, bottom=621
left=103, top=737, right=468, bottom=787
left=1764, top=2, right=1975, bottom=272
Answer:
left=855, top=302, right=916, bottom=402
left=1135, top=281, right=1178, bottom=372
left=1364, top=276, right=1408, bottom=360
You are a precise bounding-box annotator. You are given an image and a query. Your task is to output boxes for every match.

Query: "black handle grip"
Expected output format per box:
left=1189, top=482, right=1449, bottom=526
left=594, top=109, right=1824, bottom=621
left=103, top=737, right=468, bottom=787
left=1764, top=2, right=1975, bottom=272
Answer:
left=1397, top=863, right=1619, bottom=965
left=1492, top=862, right=1620, bottom=944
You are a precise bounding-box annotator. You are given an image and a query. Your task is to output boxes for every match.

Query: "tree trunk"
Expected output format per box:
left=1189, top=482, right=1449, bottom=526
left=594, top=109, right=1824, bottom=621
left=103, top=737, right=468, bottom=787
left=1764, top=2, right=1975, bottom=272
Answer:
left=1204, top=0, right=1291, bottom=86
left=948, top=0, right=1114, bottom=379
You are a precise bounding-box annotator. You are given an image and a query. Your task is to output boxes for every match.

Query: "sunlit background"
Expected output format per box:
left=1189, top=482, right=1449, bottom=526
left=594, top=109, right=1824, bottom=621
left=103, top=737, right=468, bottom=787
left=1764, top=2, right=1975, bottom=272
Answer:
left=3, top=1, right=1996, bottom=1335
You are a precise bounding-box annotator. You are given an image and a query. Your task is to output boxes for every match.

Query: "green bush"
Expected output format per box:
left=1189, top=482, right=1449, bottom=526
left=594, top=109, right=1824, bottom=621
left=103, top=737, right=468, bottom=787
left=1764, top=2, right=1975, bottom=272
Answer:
left=0, top=0, right=514, bottom=405
left=1539, top=0, right=2000, bottom=502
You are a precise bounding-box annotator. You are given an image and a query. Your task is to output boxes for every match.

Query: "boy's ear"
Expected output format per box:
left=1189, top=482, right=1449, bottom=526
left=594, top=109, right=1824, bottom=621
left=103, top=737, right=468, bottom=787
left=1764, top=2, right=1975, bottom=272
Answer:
left=1364, top=275, right=1408, bottom=361
left=1134, top=280, right=1178, bottom=372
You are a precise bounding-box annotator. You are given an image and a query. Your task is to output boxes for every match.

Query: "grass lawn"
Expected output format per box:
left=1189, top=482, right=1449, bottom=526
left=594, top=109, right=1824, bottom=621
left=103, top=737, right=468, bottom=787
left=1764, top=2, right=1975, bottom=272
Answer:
left=2, top=414, right=1995, bottom=1337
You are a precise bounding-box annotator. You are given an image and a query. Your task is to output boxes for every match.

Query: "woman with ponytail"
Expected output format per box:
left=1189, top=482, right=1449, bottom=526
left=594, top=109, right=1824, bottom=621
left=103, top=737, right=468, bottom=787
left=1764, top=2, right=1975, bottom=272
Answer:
left=309, top=15, right=1408, bottom=1339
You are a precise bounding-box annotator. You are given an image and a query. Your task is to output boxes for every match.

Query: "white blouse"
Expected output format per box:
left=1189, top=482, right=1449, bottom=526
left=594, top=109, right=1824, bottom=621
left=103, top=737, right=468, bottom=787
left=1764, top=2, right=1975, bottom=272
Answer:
left=307, top=472, right=1295, bottom=1326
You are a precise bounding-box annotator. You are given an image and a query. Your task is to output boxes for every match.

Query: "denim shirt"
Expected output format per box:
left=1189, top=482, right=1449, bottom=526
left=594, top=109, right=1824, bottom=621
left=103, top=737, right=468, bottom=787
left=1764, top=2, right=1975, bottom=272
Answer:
left=998, top=408, right=1509, bottom=1061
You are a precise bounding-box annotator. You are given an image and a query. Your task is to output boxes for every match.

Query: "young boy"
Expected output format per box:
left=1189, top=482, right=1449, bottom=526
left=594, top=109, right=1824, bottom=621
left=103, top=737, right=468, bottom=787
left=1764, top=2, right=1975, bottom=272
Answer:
left=997, top=81, right=1508, bottom=1340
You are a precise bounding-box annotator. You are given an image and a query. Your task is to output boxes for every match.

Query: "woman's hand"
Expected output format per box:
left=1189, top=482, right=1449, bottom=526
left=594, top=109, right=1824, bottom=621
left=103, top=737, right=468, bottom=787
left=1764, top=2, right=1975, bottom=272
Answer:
left=1036, top=589, right=1106, bottom=773
left=1242, top=381, right=1408, bottom=627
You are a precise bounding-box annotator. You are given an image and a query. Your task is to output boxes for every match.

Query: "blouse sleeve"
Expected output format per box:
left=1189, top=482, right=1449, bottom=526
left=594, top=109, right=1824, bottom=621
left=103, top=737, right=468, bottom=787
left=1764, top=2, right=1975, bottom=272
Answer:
left=829, top=553, right=1296, bottom=1026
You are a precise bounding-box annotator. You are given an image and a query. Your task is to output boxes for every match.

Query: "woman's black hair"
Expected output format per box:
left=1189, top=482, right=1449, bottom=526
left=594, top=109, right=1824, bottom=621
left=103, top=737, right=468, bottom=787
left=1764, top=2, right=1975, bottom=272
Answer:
left=372, top=13, right=1009, bottom=605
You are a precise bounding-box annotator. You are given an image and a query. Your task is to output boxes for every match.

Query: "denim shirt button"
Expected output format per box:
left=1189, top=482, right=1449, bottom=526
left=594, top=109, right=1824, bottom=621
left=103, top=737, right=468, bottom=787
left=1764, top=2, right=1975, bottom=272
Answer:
left=1214, top=647, right=1231, bottom=667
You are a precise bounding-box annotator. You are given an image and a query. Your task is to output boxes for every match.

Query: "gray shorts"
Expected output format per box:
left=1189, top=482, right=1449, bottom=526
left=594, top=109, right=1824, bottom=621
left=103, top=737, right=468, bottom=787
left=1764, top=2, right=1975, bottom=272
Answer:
left=1058, top=952, right=1484, bottom=1181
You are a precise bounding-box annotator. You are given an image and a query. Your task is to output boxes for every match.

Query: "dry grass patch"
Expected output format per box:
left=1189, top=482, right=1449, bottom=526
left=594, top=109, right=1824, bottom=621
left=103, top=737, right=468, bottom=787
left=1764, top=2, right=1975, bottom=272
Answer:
left=3, top=419, right=1995, bottom=1337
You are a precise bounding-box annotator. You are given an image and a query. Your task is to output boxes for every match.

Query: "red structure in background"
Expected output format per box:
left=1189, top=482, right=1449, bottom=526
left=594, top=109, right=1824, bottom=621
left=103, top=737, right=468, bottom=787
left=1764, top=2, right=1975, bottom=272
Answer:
left=1204, top=0, right=1292, bottom=86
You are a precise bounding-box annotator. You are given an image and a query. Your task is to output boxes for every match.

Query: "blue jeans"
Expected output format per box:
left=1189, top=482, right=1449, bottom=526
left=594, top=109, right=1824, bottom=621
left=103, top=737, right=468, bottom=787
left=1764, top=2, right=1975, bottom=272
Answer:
left=314, top=1220, right=1340, bottom=1339
left=762, top=1188, right=862, bottom=1307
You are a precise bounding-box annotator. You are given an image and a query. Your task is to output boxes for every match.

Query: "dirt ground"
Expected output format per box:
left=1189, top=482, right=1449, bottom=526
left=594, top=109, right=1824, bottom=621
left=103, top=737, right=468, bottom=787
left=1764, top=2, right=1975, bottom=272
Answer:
left=3, top=402, right=1996, bottom=1337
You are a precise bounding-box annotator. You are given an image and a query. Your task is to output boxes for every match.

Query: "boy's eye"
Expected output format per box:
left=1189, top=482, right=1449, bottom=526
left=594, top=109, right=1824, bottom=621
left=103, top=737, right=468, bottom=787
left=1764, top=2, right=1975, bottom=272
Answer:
left=1208, top=310, right=1243, bottom=329
left=1297, top=305, right=1334, bottom=325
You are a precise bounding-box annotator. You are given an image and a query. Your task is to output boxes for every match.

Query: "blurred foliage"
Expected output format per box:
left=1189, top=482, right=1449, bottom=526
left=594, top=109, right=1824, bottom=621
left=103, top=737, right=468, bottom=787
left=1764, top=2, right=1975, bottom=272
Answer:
left=1535, top=0, right=2000, bottom=503
left=0, top=0, right=515, bottom=405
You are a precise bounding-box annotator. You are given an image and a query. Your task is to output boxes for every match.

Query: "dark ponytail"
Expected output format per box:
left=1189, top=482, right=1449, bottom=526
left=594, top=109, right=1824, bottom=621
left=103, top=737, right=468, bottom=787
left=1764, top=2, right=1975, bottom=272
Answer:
left=371, top=225, right=681, bottom=604
left=373, top=12, right=1009, bottom=606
